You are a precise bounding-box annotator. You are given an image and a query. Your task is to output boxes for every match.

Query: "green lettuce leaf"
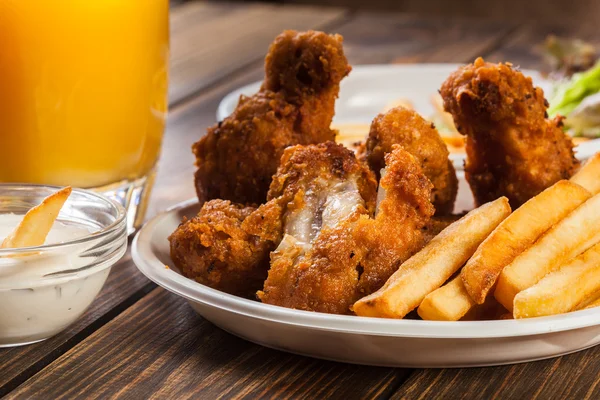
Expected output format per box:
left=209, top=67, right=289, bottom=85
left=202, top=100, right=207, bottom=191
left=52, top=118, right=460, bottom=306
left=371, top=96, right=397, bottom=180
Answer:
left=548, top=60, right=600, bottom=117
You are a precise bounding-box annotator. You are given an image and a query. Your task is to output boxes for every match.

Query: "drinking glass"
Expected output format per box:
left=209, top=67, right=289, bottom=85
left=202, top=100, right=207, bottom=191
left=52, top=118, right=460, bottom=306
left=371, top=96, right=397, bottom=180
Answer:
left=0, top=0, right=169, bottom=234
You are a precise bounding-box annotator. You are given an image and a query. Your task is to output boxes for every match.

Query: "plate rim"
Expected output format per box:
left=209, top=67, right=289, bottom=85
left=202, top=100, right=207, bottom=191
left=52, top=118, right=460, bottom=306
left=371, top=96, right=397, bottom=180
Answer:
left=132, top=198, right=600, bottom=340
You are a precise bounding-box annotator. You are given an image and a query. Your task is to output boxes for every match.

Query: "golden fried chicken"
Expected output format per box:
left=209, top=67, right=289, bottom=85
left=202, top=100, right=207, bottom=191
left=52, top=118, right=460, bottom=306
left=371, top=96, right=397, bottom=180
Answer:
left=366, top=107, right=458, bottom=215
left=353, top=145, right=436, bottom=298
left=256, top=142, right=434, bottom=314
left=168, top=200, right=275, bottom=298
left=252, top=142, right=378, bottom=313
left=193, top=30, right=351, bottom=205
left=441, top=57, right=579, bottom=208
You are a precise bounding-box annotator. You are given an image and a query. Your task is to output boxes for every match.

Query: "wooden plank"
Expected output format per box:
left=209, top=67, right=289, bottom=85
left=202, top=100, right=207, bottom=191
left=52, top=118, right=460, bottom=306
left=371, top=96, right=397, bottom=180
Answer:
left=334, top=12, right=518, bottom=65
left=169, top=1, right=347, bottom=104
left=0, top=255, right=153, bottom=397
left=485, top=20, right=600, bottom=70
left=391, top=348, right=600, bottom=400
left=287, top=0, right=600, bottom=26
left=5, top=11, right=516, bottom=398
left=5, top=288, right=410, bottom=399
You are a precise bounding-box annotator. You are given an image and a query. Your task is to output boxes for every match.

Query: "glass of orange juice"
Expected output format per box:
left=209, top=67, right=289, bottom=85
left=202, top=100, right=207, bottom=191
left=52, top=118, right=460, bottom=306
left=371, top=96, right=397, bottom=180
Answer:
left=0, top=1, right=169, bottom=234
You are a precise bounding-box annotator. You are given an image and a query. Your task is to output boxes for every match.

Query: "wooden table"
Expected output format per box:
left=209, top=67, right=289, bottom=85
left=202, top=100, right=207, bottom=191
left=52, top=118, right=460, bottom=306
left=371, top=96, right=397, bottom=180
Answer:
left=2, top=2, right=599, bottom=399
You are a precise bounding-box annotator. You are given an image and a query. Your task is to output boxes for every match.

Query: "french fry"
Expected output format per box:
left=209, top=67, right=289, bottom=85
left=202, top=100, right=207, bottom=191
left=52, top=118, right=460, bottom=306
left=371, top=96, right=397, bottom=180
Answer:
left=495, top=192, right=600, bottom=311
left=332, top=123, right=370, bottom=138
left=583, top=297, right=600, bottom=310
left=417, top=275, right=475, bottom=321
left=353, top=197, right=511, bottom=318
left=418, top=274, right=508, bottom=321
left=1, top=186, right=72, bottom=249
left=461, top=180, right=591, bottom=304
left=514, top=242, right=600, bottom=318
left=333, top=123, right=369, bottom=150
left=441, top=135, right=466, bottom=150
left=575, top=290, right=600, bottom=310
left=430, top=93, right=457, bottom=133
left=571, top=153, right=600, bottom=194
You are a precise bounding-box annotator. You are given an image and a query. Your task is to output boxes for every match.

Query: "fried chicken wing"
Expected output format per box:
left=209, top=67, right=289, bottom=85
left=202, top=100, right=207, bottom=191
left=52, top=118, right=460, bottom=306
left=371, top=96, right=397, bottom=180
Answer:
left=257, top=142, right=434, bottom=314
left=353, top=145, right=436, bottom=298
left=193, top=30, right=351, bottom=205
left=254, top=142, right=377, bottom=313
left=168, top=200, right=275, bottom=298
left=441, top=57, right=579, bottom=208
left=366, top=107, right=458, bottom=215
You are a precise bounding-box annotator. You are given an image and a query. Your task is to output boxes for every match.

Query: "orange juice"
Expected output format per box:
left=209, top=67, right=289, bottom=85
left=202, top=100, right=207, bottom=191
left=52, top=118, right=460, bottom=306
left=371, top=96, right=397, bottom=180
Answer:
left=0, top=1, right=169, bottom=188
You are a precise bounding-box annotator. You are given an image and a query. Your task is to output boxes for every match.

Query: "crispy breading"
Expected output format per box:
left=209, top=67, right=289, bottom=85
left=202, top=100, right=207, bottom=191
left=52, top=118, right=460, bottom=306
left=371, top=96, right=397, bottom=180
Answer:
left=168, top=200, right=275, bottom=298
left=257, top=143, right=434, bottom=314
left=366, top=107, right=458, bottom=215
left=255, top=142, right=377, bottom=313
left=353, top=145, right=436, bottom=297
left=193, top=30, right=351, bottom=205
left=440, top=57, right=579, bottom=208
left=242, top=141, right=378, bottom=242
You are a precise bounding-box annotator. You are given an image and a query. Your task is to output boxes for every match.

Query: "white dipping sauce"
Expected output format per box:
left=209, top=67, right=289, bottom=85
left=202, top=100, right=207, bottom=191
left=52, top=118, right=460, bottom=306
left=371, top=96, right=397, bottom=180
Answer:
left=0, top=214, right=109, bottom=347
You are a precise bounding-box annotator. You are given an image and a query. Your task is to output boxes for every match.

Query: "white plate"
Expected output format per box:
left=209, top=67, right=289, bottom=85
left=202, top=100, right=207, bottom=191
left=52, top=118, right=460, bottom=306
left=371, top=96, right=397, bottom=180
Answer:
left=133, top=173, right=600, bottom=368
left=217, top=64, right=600, bottom=169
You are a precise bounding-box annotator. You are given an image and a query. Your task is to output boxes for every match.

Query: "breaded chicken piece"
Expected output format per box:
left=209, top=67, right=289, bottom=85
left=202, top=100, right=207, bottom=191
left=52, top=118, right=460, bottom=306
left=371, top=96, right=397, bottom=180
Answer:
left=193, top=30, right=351, bottom=205
left=441, top=57, right=579, bottom=208
left=257, top=143, right=434, bottom=314
left=242, top=141, right=379, bottom=243
left=252, top=142, right=378, bottom=314
left=168, top=200, right=275, bottom=298
left=366, top=107, right=458, bottom=215
left=353, top=145, right=436, bottom=298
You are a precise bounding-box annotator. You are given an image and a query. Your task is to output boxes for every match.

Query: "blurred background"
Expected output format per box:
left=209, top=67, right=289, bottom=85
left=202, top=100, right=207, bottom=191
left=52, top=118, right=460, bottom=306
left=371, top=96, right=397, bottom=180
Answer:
left=226, top=0, right=597, bottom=24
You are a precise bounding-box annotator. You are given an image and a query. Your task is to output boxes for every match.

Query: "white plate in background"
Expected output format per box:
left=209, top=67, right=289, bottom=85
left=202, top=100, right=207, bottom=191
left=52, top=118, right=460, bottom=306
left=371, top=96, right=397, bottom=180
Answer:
left=217, top=64, right=600, bottom=169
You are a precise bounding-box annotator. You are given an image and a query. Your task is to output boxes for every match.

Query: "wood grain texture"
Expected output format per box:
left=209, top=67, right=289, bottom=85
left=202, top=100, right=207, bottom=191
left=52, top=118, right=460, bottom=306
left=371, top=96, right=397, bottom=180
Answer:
left=485, top=20, right=600, bottom=70
left=391, top=348, right=600, bottom=400
left=286, top=0, right=600, bottom=25
left=169, top=1, right=347, bottom=104
left=334, top=12, right=518, bottom=65
left=0, top=253, right=153, bottom=397
left=5, top=288, right=409, bottom=400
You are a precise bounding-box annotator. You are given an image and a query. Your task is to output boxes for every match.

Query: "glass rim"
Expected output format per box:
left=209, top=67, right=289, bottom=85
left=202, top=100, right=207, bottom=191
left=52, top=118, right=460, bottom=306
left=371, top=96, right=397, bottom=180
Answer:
left=0, top=183, right=127, bottom=255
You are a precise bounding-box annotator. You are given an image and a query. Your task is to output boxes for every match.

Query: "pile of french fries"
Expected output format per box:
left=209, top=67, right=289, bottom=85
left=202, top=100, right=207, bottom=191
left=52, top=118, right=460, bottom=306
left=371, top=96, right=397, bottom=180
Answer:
left=354, top=153, right=600, bottom=320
